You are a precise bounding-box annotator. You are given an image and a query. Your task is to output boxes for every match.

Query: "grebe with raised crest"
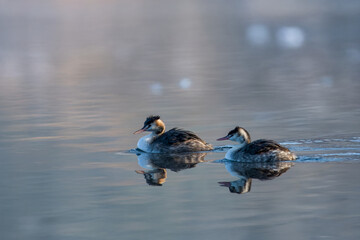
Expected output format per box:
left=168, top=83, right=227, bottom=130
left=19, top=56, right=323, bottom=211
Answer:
left=134, top=115, right=213, bottom=153
left=217, top=126, right=296, bottom=161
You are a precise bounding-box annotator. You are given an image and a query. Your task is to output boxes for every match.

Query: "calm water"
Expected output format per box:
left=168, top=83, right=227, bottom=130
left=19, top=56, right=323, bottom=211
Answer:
left=1, top=1, right=360, bottom=239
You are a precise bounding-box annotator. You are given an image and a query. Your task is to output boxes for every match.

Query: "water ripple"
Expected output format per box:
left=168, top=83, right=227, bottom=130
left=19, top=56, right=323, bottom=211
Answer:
left=285, top=136, right=360, bottom=163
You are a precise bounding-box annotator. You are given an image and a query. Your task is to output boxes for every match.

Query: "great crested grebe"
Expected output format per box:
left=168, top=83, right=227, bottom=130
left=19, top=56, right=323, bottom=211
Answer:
left=217, top=126, right=296, bottom=161
left=133, top=115, right=213, bottom=153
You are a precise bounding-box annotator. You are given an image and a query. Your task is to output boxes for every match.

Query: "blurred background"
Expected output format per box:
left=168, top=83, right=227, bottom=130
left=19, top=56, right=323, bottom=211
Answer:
left=1, top=0, right=359, bottom=152
left=1, top=1, right=360, bottom=240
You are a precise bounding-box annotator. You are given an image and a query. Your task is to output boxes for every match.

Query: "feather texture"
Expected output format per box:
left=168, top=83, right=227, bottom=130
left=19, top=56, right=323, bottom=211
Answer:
left=151, top=128, right=213, bottom=152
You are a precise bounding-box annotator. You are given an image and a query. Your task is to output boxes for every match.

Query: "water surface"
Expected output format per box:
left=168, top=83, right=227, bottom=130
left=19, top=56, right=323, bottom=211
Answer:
left=1, top=1, right=360, bottom=239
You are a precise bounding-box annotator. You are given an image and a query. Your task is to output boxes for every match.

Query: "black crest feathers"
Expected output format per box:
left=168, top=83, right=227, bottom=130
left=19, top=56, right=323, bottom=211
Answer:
left=144, top=115, right=160, bottom=126
left=228, top=126, right=241, bottom=136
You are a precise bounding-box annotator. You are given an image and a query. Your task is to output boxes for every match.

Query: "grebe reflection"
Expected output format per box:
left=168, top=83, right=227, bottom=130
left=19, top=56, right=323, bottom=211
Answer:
left=135, top=152, right=207, bottom=186
left=218, top=161, right=294, bottom=194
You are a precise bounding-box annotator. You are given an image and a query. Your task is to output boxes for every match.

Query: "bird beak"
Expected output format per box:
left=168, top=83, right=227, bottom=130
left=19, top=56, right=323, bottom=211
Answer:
left=217, top=136, right=229, bottom=141
left=133, top=126, right=149, bottom=134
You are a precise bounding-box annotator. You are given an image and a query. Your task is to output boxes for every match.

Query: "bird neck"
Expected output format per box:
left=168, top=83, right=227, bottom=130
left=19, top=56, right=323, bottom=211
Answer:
left=148, top=132, right=160, bottom=142
left=137, top=132, right=159, bottom=152
left=235, top=141, right=248, bottom=149
left=154, top=120, right=165, bottom=135
left=225, top=141, right=247, bottom=159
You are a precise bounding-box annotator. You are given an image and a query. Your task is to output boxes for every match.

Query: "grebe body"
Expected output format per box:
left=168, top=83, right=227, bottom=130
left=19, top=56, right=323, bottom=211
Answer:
left=134, top=116, right=213, bottom=153
left=217, top=126, right=296, bottom=162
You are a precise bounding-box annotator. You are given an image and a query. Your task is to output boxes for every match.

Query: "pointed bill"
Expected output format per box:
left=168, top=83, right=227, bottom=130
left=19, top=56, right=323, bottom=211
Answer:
left=133, top=126, right=149, bottom=134
left=217, top=136, right=230, bottom=141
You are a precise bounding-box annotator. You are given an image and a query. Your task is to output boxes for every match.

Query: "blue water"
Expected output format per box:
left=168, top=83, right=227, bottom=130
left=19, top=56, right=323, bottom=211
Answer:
left=1, top=0, right=360, bottom=239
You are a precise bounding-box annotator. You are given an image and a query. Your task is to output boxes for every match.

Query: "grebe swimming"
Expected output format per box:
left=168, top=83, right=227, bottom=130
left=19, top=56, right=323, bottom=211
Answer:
left=217, top=126, right=296, bottom=161
left=134, top=115, right=213, bottom=153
